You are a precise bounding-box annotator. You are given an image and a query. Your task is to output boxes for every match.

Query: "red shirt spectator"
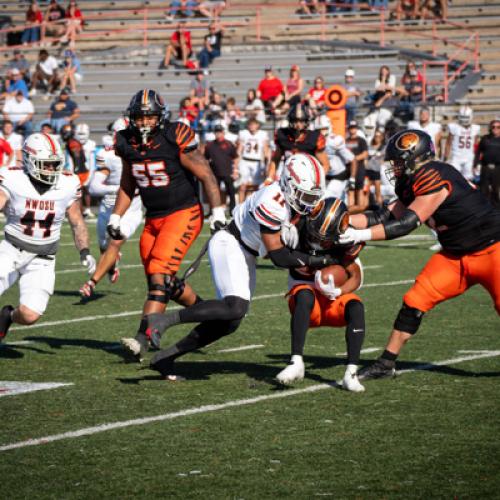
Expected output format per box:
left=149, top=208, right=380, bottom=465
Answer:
left=171, top=29, right=192, bottom=53
left=66, top=2, right=83, bottom=26
left=0, top=138, right=14, bottom=167
left=26, top=3, right=43, bottom=24
left=257, top=66, right=284, bottom=105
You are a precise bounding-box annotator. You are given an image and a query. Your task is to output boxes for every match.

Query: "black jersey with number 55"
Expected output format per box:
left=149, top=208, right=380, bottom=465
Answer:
left=115, top=121, right=199, bottom=218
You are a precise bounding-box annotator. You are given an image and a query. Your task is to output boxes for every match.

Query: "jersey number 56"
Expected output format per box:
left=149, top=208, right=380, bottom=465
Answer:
left=132, top=161, right=170, bottom=188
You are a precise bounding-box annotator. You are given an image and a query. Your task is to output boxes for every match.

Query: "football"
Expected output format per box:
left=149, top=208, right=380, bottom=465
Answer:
left=319, top=264, right=348, bottom=287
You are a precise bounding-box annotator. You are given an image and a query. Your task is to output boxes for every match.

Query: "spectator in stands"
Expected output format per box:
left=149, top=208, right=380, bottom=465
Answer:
left=60, top=1, right=84, bottom=49
left=244, top=88, right=266, bottom=124
left=204, top=90, right=225, bottom=127
left=306, top=75, right=327, bottom=115
left=0, top=134, right=13, bottom=168
left=168, top=0, right=199, bottom=19
left=392, top=0, right=420, bottom=21
left=42, top=0, right=66, bottom=40
left=204, top=124, right=238, bottom=212
left=59, top=49, right=82, bottom=94
left=0, top=121, right=23, bottom=167
left=298, top=0, right=321, bottom=15
left=7, top=50, right=30, bottom=85
left=398, top=69, right=423, bottom=117
left=47, top=87, right=80, bottom=132
left=257, top=66, right=284, bottom=112
left=366, top=127, right=385, bottom=207
left=2, top=91, right=35, bottom=137
left=273, top=64, right=304, bottom=115
left=5, top=69, right=29, bottom=99
left=344, top=67, right=362, bottom=124
left=198, top=22, right=223, bottom=69
left=161, top=23, right=193, bottom=68
left=189, top=70, right=210, bottom=111
left=474, top=119, right=500, bottom=208
left=179, top=96, right=199, bottom=126
left=373, top=65, right=396, bottom=101
left=224, top=96, right=242, bottom=128
left=29, top=49, right=60, bottom=96
left=420, top=0, right=447, bottom=20
left=21, top=1, right=43, bottom=46
left=401, top=60, right=423, bottom=85
left=198, top=0, right=227, bottom=20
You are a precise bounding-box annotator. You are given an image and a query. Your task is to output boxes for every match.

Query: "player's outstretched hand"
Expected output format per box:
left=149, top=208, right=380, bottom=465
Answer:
left=80, top=249, right=97, bottom=275
left=338, top=227, right=372, bottom=246
left=107, top=214, right=125, bottom=240
left=209, top=206, right=227, bottom=233
left=280, top=222, right=299, bottom=249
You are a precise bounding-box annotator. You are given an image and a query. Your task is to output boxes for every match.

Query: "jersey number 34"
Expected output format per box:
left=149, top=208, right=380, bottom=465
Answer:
left=132, top=161, right=170, bottom=188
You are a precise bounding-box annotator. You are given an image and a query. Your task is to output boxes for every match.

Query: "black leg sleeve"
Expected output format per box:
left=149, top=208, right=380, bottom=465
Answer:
left=291, top=289, right=315, bottom=356
left=344, top=299, right=365, bottom=365
left=179, top=295, right=249, bottom=324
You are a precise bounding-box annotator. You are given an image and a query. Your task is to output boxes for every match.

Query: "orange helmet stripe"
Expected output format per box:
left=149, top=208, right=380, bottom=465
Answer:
left=319, top=198, right=341, bottom=236
left=142, top=89, right=149, bottom=106
left=42, top=133, right=56, bottom=154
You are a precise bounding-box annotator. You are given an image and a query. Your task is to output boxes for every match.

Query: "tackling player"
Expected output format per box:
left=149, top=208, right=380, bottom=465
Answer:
left=133, top=153, right=337, bottom=379
left=265, top=103, right=329, bottom=183
left=277, top=196, right=366, bottom=391
left=110, top=89, right=226, bottom=358
left=338, top=129, right=500, bottom=379
left=0, top=133, right=96, bottom=342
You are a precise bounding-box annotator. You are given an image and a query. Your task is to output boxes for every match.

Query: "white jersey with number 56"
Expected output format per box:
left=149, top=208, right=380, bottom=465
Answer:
left=448, top=122, right=481, bottom=162
left=0, top=167, right=81, bottom=254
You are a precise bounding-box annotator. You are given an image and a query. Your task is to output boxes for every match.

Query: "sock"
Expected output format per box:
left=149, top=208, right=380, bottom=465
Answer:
left=291, top=289, right=315, bottom=356
left=345, top=300, right=365, bottom=365
left=381, top=349, right=398, bottom=362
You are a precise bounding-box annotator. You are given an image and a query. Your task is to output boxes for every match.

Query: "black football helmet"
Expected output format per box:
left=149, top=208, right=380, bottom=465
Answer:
left=287, top=103, right=310, bottom=136
left=60, top=123, right=74, bottom=142
left=384, top=129, right=435, bottom=182
left=305, top=196, right=349, bottom=250
left=127, top=89, right=167, bottom=143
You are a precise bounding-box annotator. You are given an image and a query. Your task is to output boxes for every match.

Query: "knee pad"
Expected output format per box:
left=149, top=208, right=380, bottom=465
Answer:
left=147, top=275, right=168, bottom=304
left=393, top=302, right=424, bottom=335
left=223, top=296, right=249, bottom=320
left=166, top=275, right=185, bottom=302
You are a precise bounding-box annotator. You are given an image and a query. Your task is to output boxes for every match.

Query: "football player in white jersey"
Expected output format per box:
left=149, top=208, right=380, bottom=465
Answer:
left=121, top=153, right=335, bottom=377
left=314, top=115, right=355, bottom=201
left=407, top=107, right=442, bottom=157
left=75, top=123, right=97, bottom=173
left=0, top=133, right=96, bottom=342
left=79, top=134, right=143, bottom=298
left=237, top=118, right=270, bottom=201
left=444, top=106, right=481, bottom=181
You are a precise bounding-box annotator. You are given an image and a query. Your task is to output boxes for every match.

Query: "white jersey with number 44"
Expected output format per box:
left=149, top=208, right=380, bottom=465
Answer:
left=238, top=129, right=269, bottom=161
left=0, top=167, right=81, bottom=252
left=448, top=122, right=480, bottom=162
left=232, top=182, right=292, bottom=257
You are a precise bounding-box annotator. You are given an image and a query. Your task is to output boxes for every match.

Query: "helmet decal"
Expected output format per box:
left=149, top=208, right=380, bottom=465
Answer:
left=319, top=198, right=342, bottom=236
left=396, top=132, right=419, bottom=152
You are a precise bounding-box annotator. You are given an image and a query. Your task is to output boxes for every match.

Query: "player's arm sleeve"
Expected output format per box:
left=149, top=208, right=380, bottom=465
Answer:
left=89, top=171, right=118, bottom=197
left=170, top=122, right=198, bottom=153
left=411, top=167, right=451, bottom=197
left=70, top=175, right=83, bottom=203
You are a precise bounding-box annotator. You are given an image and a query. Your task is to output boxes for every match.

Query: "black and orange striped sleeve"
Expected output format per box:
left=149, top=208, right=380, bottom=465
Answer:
left=412, top=167, right=451, bottom=197
left=175, top=122, right=198, bottom=153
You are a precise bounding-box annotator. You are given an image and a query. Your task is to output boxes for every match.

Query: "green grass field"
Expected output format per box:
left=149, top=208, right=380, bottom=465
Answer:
left=1, top=221, right=499, bottom=499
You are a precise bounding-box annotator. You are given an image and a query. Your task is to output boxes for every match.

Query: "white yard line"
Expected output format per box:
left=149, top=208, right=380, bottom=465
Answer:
left=217, top=344, right=265, bottom=353
left=10, top=279, right=411, bottom=332
left=335, top=346, right=381, bottom=356
left=1, top=350, right=499, bottom=453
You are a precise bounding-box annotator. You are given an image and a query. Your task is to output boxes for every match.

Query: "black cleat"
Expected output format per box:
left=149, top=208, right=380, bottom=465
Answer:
left=358, top=358, right=396, bottom=380
left=144, top=312, right=179, bottom=349
left=0, top=305, right=14, bottom=344
left=150, top=355, right=184, bottom=381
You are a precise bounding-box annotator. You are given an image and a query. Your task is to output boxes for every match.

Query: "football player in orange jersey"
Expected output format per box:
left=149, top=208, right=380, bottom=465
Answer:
left=338, top=129, right=500, bottom=379
left=108, top=89, right=226, bottom=361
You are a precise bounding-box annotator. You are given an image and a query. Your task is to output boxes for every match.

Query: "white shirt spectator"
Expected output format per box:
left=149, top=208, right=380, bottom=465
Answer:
left=2, top=96, right=35, bottom=125
left=39, top=55, right=59, bottom=76
left=375, top=75, right=396, bottom=91
left=245, top=98, right=266, bottom=124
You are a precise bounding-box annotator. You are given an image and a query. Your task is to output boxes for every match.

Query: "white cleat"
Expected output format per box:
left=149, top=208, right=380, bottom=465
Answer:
left=120, top=337, right=144, bottom=361
left=341, top=364, right=365, bottom=392
left=276, top=355, right=305, bottom=385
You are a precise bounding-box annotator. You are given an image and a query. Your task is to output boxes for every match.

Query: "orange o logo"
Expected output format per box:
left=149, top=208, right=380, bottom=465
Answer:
left=396, top=132, right=420, bottom=151
left=324, top=85, right=348, bottom=110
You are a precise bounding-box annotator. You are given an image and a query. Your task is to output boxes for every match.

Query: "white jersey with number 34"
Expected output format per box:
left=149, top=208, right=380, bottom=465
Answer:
left=0, top=167, right=81, bottom=251
left=238, top=129, right=269, bottom=161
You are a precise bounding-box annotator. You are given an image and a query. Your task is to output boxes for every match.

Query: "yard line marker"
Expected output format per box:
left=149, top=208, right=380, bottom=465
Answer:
left=217, top=344, right=265, bottom=353
left=335, top=347, right=381, bottom=356
left=0, top=381, right=73, bottom=398
left=0, top=341, right=34, bottom=347
left=1, top=350, right=499, bottom=452
left=10, top=280, right=415, bottom=332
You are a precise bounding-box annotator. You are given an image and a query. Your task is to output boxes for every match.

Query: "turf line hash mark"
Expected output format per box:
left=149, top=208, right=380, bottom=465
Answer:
left=11, top=277, right=412, bottom=332
left=1, top=350, right=499, bottom=453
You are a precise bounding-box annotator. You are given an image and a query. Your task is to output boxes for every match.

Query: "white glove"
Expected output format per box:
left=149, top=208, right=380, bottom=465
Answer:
left=80, top=250, right=97, bottom=275
left=337, top=227, right=372, bottom=246
left=314, top=270, right=342, bottom=301
left=342, top=364, right=365, bottom=392
left=209, top=206, right=227, bottom=233
left=280, top=222, right=299, bottom=249
left=107, top=213, right=125, bottom=240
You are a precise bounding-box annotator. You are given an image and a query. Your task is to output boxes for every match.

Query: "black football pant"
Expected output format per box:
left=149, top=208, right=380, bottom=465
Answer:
left=480, top=164, right=500, bottom=208
left=217, top=175, right=236, bottom=213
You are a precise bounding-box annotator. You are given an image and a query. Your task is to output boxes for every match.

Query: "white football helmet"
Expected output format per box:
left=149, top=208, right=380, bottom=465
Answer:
left=23, top=133, right=65, bottom=186
left=112, top=116, right=129, bottom=133
left=458, top=106, right=473, bottom=126
left=75, top=123, right=90, bottom=144
left=101, top=134, right=114, bottom=149
left=313, top=114, right=331, bottom=136
left=280, top=153, right=325, bottom=215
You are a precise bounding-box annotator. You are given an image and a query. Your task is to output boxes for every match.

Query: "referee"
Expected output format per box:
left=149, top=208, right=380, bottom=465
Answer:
left=475, top=118, right=500, bottom=208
